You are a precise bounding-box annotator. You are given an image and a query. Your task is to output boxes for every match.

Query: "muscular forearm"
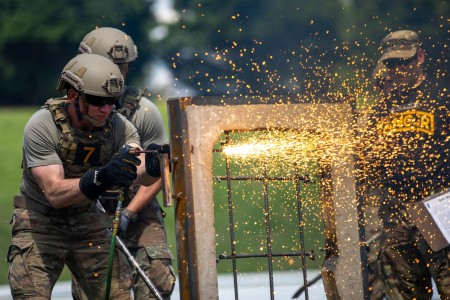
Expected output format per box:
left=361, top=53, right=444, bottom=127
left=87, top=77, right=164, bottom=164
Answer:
left=126, top=179, right=162, bottom=213
left=31, top=164, right=89, bottom=208
left=43, top=178, right=88, bottom=208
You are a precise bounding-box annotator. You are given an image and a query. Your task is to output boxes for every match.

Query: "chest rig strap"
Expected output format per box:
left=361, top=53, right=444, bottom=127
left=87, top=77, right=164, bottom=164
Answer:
left=116, top=86, right=146, bottom=120
left=45, top=98, right=115, bottom=178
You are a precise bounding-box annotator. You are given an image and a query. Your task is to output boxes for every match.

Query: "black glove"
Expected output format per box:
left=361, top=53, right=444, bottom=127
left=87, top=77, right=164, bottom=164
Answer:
left=118, top=208, right=138, bottom=238
left=145, top=143, right=170, bottom=177
left=79, top=145, right=141, bottom=200
left=118, top=212, right=131, bottom=238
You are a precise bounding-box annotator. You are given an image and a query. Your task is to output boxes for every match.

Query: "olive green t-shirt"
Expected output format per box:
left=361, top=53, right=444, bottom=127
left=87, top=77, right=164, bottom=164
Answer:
left=129, top=96, right=168, bottom=148
left=20, top=106, right=140, bottom=207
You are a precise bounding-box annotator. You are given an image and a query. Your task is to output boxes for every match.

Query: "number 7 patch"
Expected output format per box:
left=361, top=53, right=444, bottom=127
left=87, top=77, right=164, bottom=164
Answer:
left=74, top=143, right=101, bottom=166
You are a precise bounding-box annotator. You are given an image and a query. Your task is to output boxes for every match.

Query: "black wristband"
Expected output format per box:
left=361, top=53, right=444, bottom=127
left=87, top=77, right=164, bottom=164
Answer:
left=79, top=169, right=108, bottom=201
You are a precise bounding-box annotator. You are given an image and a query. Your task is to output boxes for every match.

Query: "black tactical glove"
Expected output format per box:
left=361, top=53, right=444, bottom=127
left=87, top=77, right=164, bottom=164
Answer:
left=145, top=143, right=170, bottom=177
left=118, top=208, right=138, bottom=238
left=79, top=145, right=141, bottom=200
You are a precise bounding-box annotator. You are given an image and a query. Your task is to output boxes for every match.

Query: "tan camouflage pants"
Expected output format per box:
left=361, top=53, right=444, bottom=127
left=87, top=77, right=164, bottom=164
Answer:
left=72, top=252, right=175, bottom=300
left=126, top=199, right=176, bottom=299
left=377, top=206, right=450, bottom=300
left=130, top=247, right=175, bottom=300
left=73, top=198, right=176, bottom=299
left=8, top=207, right=132, bottom=299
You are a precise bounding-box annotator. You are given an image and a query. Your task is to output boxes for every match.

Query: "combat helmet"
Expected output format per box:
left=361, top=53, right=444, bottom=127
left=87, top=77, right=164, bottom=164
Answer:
left=78, top=27, right=138, bottom=64
left=57, top=53, right=124, bottom=99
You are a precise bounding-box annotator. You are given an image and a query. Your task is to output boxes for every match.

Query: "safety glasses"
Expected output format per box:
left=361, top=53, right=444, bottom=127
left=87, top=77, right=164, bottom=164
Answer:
left=84, top=94, right=117, bottom=107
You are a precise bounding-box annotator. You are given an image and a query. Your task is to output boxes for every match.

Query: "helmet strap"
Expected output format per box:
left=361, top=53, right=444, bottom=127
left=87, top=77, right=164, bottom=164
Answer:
left=74, top=96, right=84, bottom=122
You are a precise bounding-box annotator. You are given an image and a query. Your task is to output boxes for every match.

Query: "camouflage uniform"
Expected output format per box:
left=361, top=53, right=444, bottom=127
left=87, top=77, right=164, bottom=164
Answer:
left=8, top=99, right=137, bottom=299
left=365, top=77, right=450, bottom=299
left=123, top=199, right=175, bottom=299
left=75, top=27, right=176, bottom=299
left=363, top=30, right=450, bottom=300
left=8, top=206, right=132, bottom=299
left=114, top=87, right=175, bottom=299
left=72, top=87, right=176, bottom=300
left=377, top=201, right=450, bottom=299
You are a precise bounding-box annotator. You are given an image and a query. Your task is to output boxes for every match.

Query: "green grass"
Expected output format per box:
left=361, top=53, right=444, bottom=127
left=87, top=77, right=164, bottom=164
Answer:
left=0, top=104, right=324, bottom=287
left=0, top=107, right=38, bottom=285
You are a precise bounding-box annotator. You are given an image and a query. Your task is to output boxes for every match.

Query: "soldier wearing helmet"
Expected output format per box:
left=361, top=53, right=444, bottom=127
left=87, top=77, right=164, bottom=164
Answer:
left=74, top=27, right=175, bottom=300
left=362, top=30, right=450, bottom=299
left=78, top=27, right=138, bottom=63
left=56, top=52, right=124, bottom=127
left=7, top=53, right=164, bottom=299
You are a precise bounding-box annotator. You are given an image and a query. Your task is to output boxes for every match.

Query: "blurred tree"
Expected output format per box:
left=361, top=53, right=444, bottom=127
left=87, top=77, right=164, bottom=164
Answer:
left=158, top=0, right=448, bottom=99
left=0, top=0, right=448, bottom=104
left=161, top=0, right=343, bottom=97
left=0, top=0, right=152, bottom=105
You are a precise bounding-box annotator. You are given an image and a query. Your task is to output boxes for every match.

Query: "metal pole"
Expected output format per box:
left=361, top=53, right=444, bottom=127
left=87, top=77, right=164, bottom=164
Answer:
left=294, top=165, right=309, bottom=300
left=97, top=200, right=163, bottom=300
left=115, top=236, right=163, bottom=300
left=223, top=133, right=240, bottom=300
left=261, top=161, right=275, bottom=300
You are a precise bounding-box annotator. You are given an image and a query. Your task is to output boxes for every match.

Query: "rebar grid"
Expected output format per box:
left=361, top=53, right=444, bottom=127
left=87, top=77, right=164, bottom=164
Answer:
left=215, top=131, right=316, bottom=300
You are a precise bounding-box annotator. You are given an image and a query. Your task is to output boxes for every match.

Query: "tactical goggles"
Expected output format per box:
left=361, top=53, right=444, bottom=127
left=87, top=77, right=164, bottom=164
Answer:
left=84, top=94, right=117, bottom=107
left=383, top=55, right=416, bottom=69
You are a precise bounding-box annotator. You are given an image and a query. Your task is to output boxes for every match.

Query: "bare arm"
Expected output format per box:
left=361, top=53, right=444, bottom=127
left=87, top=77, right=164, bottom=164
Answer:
left=126, top=179, right=162, bottom=213
left=31, top=164, right=87, bottom=208
left=32, top=144, right=160, bottom=209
